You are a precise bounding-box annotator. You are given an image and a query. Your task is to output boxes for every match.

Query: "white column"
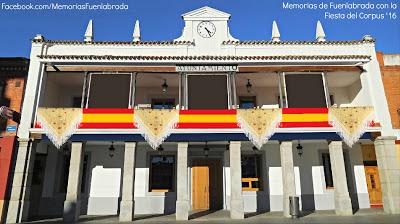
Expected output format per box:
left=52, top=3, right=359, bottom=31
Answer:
left=280, top=141, right=296, bottom=218
left=63, top=142, right=84, bottom=223
left=229, top=141, right=244, bottom=219
left=329, top=141, right=352, bottom=216
left=6, top=139, right=37, bottom=223
left=374, top=136, right=400, bottom=214
left=119, top=142, right=137, bottom=222
left=176, top=142, right=189, bottom=220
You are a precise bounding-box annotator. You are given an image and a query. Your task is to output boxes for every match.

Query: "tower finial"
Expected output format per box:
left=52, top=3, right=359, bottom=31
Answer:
left=84, top=20, right=94, bottom=43
left=133, top=19, right=141, bottom=42
left=271, top=20, right=281, bottom=42
left=316, top=20, right=326, bottom=42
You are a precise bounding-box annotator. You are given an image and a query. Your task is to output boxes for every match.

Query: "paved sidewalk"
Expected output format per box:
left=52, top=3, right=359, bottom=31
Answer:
left=24, top=209, right=400, bottom=224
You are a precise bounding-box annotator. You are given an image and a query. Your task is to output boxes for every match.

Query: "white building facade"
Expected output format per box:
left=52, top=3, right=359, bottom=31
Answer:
left=5, top=6, right=400, bottom=223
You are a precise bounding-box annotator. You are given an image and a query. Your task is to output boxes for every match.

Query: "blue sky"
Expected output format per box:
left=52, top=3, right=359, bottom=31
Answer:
left=0, top=0, right=399, bottom=57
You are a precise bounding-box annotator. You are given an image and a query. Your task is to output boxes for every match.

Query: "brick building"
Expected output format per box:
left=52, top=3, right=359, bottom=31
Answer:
left=0, top=57, right=29, bottom=223
left=377, top=52, right=400, bottom=160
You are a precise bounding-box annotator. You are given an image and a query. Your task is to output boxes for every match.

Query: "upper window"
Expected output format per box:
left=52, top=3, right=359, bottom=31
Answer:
left=152, top=98, right=175, bottom=109
left=149, top=155, right=175, bottom=192
left=322, top=153, right=334, bottom=188
left=188, top=75, right=228, bottom=109
left=239, top=96, right=256, bottom=109
left=241, top=155, right=262, bottom=191
left=285, top=74, right=327, bottom=108
left=88, top=74, right=131, bottom=108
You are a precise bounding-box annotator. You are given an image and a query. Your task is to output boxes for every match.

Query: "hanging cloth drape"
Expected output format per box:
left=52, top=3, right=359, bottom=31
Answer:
left=237, top=108, right=282, bottom=149
left=37, top=108, right=83, bottom=148
left=328, top=107, right=374, bottom=147
left=134, top=109, right=179, bottom=149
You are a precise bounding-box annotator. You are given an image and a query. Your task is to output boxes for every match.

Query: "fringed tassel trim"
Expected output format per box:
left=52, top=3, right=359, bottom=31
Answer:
left=237, top=112, right=282, bottom=149
left=134, top=113, right=179, bottom=150
left=328, top=111, right=374, bottom=147
left=37, top=112, right=83, bottom=149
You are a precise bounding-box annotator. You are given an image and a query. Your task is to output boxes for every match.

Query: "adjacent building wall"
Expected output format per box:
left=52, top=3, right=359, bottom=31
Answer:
left=0, top=57, right=28, bottom=223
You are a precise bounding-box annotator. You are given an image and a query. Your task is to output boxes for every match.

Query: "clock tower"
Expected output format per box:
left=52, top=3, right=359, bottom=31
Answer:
left=175, top=6, right=238, bottom=51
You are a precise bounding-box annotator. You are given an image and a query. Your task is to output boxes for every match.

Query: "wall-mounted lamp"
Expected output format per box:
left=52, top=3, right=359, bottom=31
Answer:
left=252, top=145, right=258, bottom=152
left=246, top=79, right=252, bottom=93
left=162, top=79, right=168, bottom=93
left=296, top=140, right=303, bottom=157
left=109, top=141, right=116, bottom=158
left=157, top=145, right=164, bottom=155
left=204, top=142, right=210, bottom=157
left=62, top=143, right=69, bottom=155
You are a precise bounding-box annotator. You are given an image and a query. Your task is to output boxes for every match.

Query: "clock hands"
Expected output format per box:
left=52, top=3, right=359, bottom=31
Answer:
left=204, top=27, right=212, bottom=37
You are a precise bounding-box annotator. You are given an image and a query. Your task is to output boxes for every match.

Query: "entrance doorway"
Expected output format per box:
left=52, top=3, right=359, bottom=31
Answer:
left=192, top=159, right=223, bottom=210
left=364, top=166, right=383, bottom=207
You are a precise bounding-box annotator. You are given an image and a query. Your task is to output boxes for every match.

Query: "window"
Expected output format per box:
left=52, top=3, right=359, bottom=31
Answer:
left=322, top=153, right=334, bottom=188
left=59, top=154, right=70, bottom=193
left=81, top=155, right=89, bottom=193
left=0, top=79, right=5, bottom=100
left=241, top=155, right=262, bottom=191
left=239, top=96, right=256, bottom=109
left=149, top=155, right=175, bottom=192
left=151, top=98, right=175, bottom=109
left=285, top=74, right=327, bottom=108
left=188, top=75, right=228, bottom=109
left=88, top=74, right=131, bottom=108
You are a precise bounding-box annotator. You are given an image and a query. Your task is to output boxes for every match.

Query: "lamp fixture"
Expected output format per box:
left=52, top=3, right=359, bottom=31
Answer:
left=108, top=141, right=116, bottom=158
left=62, top=143, right=69, bottom=155
left=162, top=79, right=168, bottom=93
left=204, top=142, right=210, bottom=157
left=252, top=146, right=258, bottom=152
left=246, top=79, right=252, bottom=93
left=157, top=145, right=164, bottom=155
left=296, top=140, right=303, bottom=157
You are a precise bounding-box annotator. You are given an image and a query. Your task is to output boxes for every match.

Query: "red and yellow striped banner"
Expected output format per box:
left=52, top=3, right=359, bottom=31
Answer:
left=280, top=108, right=330, bottom=128
left=178, top=110, right=237, bottom=129
left=35, top=108, right=378, bottom=130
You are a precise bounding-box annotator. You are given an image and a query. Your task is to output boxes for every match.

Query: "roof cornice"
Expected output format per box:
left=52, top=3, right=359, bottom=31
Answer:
left=37, top=54, right=371, bottom=61
left=222, top=39, right=375, bottom=45
left=32, top=39, right=194, bottom=46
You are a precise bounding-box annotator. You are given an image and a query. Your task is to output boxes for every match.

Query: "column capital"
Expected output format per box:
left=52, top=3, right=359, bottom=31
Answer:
left=329, top=141, right=343, bottom=146
left=279, top=140, right=293, bottom=145
left=375, top=136, right=397, bottom=142
left=230, top=141, right=241, bottom=146
left=178, top=142, right=189, bottom=148
left=18, top=138, right=30, bottom=144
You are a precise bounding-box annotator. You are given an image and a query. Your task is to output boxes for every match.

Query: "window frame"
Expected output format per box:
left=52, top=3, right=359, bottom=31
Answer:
left=238, top=96, right=257, bottom=109
left=85, top=72, right=135, bottom=109
left=241, top=154, right=263, bottom=191
left=151, top=98, right=176, bottom=109
left=281, top=72, right=331, bottom=108
left=321, top=152, right=334, bottom=189
left=148, top=154, right=176, bottom=193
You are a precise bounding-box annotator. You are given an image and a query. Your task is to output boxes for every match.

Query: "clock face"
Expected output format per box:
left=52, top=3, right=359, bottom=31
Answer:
left=197, top=21, right=216, bottom=38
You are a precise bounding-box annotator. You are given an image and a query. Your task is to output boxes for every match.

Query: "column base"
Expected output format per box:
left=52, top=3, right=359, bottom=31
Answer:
left=230, top=198, right=244, bottom=219
left=119, top=200, right=135, bottom=222
left=282, top=195, right=291, bottom=218
left=20, top=200, right=30, bottom=221
left=175, top=200, right=189, bottom=220
left=334, top=196, right=353, bottom=216
left=63, top=200, right=81, bottom=223
left=383, top=192, right=400, bottom=214
left=6, top=200, right=21, bottom=223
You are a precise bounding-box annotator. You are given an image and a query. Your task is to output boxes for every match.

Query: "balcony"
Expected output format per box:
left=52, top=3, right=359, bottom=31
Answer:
left=32, top=70, right=378, bottom=135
